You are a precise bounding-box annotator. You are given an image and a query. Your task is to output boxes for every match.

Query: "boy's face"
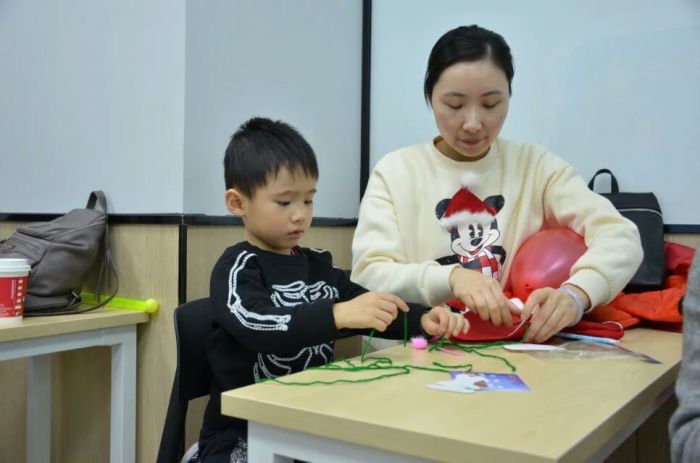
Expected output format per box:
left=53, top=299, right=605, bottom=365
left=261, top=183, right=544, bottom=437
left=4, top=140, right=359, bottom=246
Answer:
left=226, top=168, right=317, bottom=254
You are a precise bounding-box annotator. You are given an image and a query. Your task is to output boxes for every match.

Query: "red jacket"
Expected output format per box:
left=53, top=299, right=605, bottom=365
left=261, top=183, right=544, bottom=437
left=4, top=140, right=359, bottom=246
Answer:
left=586, top=242, right=694, bottom=331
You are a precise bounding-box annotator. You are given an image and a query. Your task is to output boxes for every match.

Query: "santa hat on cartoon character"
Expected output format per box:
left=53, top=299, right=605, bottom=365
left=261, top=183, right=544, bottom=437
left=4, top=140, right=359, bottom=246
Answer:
left=439, top=173, right=496, bottom=230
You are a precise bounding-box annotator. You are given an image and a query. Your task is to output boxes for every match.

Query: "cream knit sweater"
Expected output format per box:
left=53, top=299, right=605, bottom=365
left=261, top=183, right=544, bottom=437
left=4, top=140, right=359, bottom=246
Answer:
left=352, top=137, right=643, bottom=308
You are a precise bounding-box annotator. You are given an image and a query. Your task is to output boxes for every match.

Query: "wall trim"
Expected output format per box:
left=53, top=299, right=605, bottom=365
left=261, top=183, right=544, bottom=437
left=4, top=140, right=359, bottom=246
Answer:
left=0, top=213, right=358, bottom=227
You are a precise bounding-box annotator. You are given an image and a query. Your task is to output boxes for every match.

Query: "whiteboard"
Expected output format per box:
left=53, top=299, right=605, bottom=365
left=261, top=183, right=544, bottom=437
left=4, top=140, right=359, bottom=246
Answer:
left=370, top=0, right=700, bottom=225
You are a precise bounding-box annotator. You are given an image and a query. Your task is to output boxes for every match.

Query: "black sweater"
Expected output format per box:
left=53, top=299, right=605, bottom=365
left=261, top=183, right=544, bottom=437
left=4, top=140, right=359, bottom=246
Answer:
left=200, top=241, right=428, bottom=442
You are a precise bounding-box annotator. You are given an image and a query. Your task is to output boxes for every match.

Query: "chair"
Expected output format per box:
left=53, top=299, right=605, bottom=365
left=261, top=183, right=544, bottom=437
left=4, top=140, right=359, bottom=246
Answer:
left=157, top=298, right=214, bottom=463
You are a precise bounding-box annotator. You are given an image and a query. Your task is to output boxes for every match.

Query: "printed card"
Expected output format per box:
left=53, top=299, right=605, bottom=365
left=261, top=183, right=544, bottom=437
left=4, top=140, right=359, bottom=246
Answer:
left=426, top=371, right=529, bottom=394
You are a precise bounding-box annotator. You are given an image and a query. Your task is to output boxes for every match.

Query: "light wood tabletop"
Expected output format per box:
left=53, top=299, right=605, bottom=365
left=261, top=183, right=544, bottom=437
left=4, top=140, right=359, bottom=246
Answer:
left=0, top=307, right=149, bottom=342
left=221, top=328, right=682, bottom=463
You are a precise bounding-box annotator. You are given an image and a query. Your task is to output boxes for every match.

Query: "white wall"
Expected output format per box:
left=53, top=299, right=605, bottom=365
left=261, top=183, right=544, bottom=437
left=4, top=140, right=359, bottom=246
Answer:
left=0, top=0, right=186, bottom=213
left=3, top=1, right=697, bottom=224
left=0, top=0, right=362, bottom=218
left=371, top=0, right=700, bottom=225
left=183, top=1, right=363, bottom=218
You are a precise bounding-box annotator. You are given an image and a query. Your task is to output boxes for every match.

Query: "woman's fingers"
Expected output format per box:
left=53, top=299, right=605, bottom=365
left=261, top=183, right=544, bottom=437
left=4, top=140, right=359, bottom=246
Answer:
left=524, top=289, right=573, bottom=342
left=461, top=285, right=512, bottom=326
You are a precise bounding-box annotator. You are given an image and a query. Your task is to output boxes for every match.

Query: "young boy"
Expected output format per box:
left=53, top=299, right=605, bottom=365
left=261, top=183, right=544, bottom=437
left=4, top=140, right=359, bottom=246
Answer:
left=198, top=117, right=468, bottom=463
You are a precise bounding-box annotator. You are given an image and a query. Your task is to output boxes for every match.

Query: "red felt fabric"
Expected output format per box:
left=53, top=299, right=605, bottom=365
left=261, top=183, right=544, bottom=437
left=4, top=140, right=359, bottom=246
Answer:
left=447, top=241, right=695, bottom=342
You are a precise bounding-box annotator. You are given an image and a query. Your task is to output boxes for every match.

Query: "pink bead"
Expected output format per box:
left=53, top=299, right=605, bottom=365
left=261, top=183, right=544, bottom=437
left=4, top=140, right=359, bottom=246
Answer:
left=411, top=336, right=428, bottom=350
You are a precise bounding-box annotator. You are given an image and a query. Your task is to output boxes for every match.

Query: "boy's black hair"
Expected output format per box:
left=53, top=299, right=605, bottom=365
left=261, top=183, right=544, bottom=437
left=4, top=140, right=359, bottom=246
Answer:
left=224, top=117, right=319, bottom=197
left=424, top=25, right=514, bottom=104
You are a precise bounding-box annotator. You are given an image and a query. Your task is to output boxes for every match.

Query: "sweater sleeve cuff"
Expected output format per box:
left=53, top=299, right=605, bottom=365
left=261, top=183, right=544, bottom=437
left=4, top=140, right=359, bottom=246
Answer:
left=564, top=269, right=610, bottom=308
left=425, top=264, right=459, bottom=306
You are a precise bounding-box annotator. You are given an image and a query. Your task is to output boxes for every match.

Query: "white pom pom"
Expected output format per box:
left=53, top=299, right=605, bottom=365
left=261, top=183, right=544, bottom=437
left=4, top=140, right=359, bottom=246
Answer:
left=460, top=172, right=479, bottom=189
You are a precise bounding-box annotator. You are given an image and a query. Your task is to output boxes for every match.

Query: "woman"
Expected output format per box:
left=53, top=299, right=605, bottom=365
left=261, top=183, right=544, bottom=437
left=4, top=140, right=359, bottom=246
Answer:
left=351, top=25, right=642, bottom=343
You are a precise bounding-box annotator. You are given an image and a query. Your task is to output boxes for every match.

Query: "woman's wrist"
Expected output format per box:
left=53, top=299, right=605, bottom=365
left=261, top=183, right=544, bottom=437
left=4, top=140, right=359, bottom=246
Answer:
left=559, top=284, right=591, bottom=326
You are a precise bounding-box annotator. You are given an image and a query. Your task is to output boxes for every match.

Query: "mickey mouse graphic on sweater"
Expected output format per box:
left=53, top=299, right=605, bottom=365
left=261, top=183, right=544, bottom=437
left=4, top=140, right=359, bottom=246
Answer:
left=435, top=173, right=506, bottom=280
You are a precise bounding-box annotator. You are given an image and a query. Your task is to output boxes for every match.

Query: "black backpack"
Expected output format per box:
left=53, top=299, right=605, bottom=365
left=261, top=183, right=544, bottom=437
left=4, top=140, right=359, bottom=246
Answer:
left=588, top=169, right=666, bottom=292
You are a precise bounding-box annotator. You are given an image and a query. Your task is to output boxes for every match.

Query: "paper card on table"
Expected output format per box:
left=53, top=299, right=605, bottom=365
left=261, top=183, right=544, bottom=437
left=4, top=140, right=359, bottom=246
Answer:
left=450, top=371, right=530, bottom=392
left=425, top=381, right=476, bottom=394
left=426, top=371, right=529, bottom=394
left=426, top=373, right=481, bottom=394
left=503, top=343, right=566, bottom=352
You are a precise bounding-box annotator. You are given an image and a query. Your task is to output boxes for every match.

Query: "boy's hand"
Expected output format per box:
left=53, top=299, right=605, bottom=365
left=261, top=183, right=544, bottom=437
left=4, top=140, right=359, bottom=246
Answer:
left=420, top=306, right=469, bottom=338
left=333, top=292, right=409, bottom=332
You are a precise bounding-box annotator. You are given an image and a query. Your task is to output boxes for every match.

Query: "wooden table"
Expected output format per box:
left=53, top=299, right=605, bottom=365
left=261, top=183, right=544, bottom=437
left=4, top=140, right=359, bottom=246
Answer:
left=221, top=328, right=681, bottom=463
left=0, top=308, right=149, bottom=463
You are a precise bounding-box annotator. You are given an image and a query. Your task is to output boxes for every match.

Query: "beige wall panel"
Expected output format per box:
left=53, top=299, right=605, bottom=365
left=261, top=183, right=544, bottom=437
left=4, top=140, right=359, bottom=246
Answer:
left=665, top=233, right=700, bottom=249
left=186, top=225, right=355, bottom=301
left=111, top=225, right=180, bottom=463
left=0, top=359, right=27, bottom=462
left=0, top=222, right=19, bottom=237
left=302, top=226, right=356, bottom=270
left=603, top=432, right=636, bottom=463
left=636, top=394, right=676, bottom=463
left=52, top=348, right=111, bottom=462
left=186, top=225, right=246, bottom=301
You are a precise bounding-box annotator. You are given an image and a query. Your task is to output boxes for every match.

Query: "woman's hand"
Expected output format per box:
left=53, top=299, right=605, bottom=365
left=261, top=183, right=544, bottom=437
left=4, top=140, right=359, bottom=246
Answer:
left=520, top=285, right=590, bottom=343
left=449, top=267, right=518, bottom=326
left=420, top=306, right=470, bottom=338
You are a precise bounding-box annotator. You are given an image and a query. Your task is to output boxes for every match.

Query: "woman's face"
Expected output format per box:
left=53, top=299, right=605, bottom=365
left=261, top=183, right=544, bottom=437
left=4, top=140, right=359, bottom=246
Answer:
left=431, top=59, right=510, bottom=161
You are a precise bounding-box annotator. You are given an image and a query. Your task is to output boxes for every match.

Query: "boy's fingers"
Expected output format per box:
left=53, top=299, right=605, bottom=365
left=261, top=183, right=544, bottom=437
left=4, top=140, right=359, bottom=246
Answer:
left=421, top=316, right=439, bottom=336
left=378, top=299, right=399, bottom=318
left=379, top=292, right=410, bottom=312
left=376, top=309, right=394, bottom=327
left=431, top=311, right=448, bottom=335
left=425, top=318, right=439, bottom=333
left=452, top=315, right=465, bottom=335
left=372, top=319, right=388, bottom=332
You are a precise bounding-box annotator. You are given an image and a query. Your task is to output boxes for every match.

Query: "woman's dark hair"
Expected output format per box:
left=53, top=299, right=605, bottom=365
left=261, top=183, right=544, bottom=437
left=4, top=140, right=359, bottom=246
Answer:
left=424, top=25, right=514, bottom=104
left=223, top=117, right=318, bottom=197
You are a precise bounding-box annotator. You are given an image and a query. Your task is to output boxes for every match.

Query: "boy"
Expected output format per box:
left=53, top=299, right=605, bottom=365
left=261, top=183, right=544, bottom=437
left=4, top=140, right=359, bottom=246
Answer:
left=198, top=117, right=468, bottom=462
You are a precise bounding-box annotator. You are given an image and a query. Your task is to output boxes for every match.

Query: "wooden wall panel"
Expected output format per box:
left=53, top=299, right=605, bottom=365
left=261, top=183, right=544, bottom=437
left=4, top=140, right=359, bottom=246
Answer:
left=114, top=225, right=180, bottom=463
left=636, top=394, right=677, bottom=463
left=185, top=225, right=356, bottom=300
left=666, top=233, right=700, bottom=249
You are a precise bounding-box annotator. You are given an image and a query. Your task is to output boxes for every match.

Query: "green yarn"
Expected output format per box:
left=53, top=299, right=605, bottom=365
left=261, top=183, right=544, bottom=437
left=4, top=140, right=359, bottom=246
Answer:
left=261, top=311, right=520, bottom=386
left=403, top=311, right=409, bottom=347
left=360, top=329, right=374, bottom=362
left=428, top=338, right=517, bottom=372
left=262, top=355, right=477, bottom=386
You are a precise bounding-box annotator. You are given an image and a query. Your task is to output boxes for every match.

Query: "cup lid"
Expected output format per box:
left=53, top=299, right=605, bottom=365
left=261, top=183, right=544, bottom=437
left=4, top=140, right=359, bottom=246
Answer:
left=0, top=258, right=31, bottom=273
